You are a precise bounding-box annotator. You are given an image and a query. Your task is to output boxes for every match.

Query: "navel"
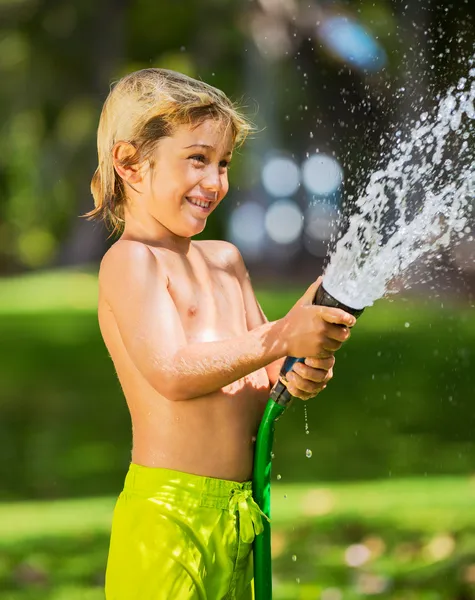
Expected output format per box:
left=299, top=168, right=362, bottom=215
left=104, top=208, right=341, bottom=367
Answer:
left=187, top=305, right=198, bottom=317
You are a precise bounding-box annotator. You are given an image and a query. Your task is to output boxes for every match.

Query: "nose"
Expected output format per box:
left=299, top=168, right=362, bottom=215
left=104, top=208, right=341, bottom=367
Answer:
left=201, top=164, right=224, bottom=195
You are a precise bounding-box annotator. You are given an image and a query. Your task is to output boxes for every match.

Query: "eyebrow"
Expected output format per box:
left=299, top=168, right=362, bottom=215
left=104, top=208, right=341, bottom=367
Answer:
left=184, top=144, right=232, bottom=156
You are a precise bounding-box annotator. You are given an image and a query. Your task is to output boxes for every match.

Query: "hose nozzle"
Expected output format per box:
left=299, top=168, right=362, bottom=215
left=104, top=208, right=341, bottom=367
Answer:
left=270, top=283, right=365, bottom=407
left=314, top=284, right=365, bottom=319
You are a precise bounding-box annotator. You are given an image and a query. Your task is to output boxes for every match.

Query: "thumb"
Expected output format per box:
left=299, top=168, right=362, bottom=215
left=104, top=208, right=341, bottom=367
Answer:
left=299, top=276, right=323, bottom=305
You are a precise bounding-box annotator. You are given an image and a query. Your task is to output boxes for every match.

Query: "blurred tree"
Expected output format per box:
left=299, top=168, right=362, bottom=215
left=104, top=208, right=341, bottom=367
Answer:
left=0, top=0, right=128, bottom=271
left=0, top=0, right=474, bottom=273
left=0, top=0, right=247, bottom=271
left=58, top=0, right=128, bottom=266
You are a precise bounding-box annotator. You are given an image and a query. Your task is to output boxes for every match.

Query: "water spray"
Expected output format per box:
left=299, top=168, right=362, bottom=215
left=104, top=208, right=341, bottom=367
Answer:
left=252, top=57, right=475, bottom=599
left=252, top=283, right=364, bottom=600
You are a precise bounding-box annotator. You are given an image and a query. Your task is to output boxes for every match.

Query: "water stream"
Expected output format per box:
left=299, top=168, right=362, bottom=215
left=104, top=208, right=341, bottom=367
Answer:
left=322, top=63, right=475, bottom=309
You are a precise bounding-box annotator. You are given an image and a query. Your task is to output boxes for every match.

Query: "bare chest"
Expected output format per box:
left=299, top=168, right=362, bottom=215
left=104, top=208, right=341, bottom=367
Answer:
left=163, top=249, right=248, bottom=343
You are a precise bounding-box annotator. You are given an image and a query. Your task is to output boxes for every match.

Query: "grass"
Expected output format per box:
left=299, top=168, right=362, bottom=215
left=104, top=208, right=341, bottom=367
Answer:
left=270, top=476, right=475, bottom=530
left=2, top=265, right=475, bottom=336
left=2, top=477, right=475, bottom=599
left=0, top=268, right=99, bottom=314
left=2, top=268, right=475, bottom=598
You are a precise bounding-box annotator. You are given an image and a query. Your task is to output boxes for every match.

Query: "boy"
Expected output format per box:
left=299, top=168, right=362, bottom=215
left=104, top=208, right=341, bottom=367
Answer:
left=87, top=68, right=355, bottom=599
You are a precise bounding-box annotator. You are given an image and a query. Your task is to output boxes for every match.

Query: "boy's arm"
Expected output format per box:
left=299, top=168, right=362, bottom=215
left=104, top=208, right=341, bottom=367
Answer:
left=99, top=240, right=288, bottom=402
left=230, top=243, right=285, bottom=387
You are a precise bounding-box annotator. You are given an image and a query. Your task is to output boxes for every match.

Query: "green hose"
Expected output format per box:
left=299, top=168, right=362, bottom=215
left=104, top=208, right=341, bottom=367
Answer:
left=252, top=284, right=365, bottom=599
left=252, top=397, right=287, bottom=599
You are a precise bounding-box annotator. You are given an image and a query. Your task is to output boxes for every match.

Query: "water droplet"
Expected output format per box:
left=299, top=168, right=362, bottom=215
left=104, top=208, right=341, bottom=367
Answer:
left=322, top=56, right=475, bottom=310
left=306, top=449, right=313, bottom=458
left=404, top=322, right=410, bottom=328
left=292, top=554, right=297, bottom=561
left=276, top=474, right=282, bottom=480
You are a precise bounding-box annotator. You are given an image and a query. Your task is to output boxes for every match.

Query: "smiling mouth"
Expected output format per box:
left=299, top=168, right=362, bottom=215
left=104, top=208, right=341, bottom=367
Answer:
left=186, top=197, right=212, bottom=210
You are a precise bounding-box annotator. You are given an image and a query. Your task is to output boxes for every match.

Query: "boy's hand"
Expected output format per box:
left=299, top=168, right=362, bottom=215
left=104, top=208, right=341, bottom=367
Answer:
left=285, top=356, right=335, bottom=401
left=281, top=279, right=355, bottom=359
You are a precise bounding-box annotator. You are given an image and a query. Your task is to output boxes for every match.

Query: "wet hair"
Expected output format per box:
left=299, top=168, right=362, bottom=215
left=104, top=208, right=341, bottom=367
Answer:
left=85, top=68, right=254, bottom=234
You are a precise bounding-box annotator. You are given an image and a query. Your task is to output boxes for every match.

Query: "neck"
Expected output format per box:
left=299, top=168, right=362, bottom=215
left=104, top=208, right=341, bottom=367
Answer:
left=121, top=214, right=191, bottom=255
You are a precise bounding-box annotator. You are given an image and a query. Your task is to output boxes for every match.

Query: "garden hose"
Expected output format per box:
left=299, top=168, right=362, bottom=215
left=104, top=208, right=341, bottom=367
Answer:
left=252, top=283, right=364, bottom=600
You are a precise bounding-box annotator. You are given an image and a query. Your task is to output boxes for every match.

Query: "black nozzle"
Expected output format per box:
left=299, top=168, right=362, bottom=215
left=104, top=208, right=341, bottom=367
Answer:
left=313, top=284, right=365, bottom=319
left=270, top=283, right=365, bottom=407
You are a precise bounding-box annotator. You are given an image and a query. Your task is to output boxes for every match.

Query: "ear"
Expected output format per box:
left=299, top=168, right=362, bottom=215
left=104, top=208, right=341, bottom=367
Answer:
left=112, top=141, right=144, bottom=184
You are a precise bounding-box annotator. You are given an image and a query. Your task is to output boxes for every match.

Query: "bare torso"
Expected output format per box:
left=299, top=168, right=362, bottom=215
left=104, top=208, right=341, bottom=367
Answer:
left=98, top=239, right=270, bottom=482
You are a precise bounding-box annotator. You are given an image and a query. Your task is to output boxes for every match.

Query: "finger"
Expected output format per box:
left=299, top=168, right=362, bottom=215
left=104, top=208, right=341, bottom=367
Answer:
left=294, top=392, right=315, bottom=401
left=287, top=371, right=325, bottom=395
left=314, top=350, right=335, bottom=360
left=319, top=307, right=356, bottom=327
left=290, top=383, right=327, bottom=401
left=292, top=362, right=328, bottom=383
left=300, top=279, right=322, bottom=305
left=304, top=356, right=335, bottom=370
left=322, top=338, right=343, bottom=353
left=324, top=323, right=352, bottom=343
left=305, top=367, right=334, bottom=385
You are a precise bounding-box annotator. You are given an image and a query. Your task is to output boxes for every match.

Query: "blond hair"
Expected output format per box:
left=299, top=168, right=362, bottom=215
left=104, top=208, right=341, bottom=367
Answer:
left=85, top=68, right=254, bottom=234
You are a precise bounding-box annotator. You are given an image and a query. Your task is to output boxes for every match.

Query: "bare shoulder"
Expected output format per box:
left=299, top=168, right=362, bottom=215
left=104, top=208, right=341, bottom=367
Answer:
left=99, top=239, right=165, bottom=301
left=195, top=239, right=244, bottom=272
left=100, top=239, right=155, bottom=279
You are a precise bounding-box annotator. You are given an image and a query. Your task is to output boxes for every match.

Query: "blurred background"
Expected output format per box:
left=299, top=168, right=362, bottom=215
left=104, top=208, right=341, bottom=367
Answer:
left=2, top=0, right=475, bottom=598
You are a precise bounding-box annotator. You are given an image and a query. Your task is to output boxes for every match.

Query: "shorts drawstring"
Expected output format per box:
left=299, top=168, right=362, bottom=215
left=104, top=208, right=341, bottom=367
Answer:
left=228, top=488, right=268, bottom=544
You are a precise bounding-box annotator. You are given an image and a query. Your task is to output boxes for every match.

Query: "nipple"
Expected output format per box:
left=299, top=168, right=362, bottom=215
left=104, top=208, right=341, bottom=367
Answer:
left=187, top=305, right=198, bottom=317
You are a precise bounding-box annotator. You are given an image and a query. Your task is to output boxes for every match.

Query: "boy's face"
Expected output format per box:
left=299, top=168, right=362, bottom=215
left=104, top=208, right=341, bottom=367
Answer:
left=143, top=118, right=233, bottom=238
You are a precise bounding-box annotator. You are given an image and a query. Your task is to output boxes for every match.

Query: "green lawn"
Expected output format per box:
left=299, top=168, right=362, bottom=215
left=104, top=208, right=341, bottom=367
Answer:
left=2, top=477, right=475, bottom=599
left=0, top=268, right=100, bottom=314
left=2, top=269, right=475, bottom=598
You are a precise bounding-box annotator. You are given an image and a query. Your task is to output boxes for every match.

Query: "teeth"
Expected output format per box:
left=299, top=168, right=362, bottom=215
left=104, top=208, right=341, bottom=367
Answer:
left=188, top=198, right=211, bottom=208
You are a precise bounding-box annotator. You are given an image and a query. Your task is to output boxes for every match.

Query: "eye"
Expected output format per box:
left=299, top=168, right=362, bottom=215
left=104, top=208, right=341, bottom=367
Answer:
left=189, top=154, right=206, bottom=164
left=219, top=159, right=231, bottom=170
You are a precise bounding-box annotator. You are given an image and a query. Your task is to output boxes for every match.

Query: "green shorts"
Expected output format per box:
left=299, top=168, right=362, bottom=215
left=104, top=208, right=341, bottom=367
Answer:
left=105, top=463, right=265, bottom=599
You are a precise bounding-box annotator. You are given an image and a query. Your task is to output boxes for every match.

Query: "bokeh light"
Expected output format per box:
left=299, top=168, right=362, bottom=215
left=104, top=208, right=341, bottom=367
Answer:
left=318, top=15, right=387, bottom=72
left=304, top=203, right=338, bottom=241
left=264, top=199, right=303, bottom=244
left=261, top=155, right=300, bottom=197
left=321, top=589, right=343, bottom=600
left=344, top=543, right=371, bottom=567
left=302, top=153, right=343, bottom=196
left=303, top=203, right=339, bottom=257
left=227, top=201, right=266, bottom=257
